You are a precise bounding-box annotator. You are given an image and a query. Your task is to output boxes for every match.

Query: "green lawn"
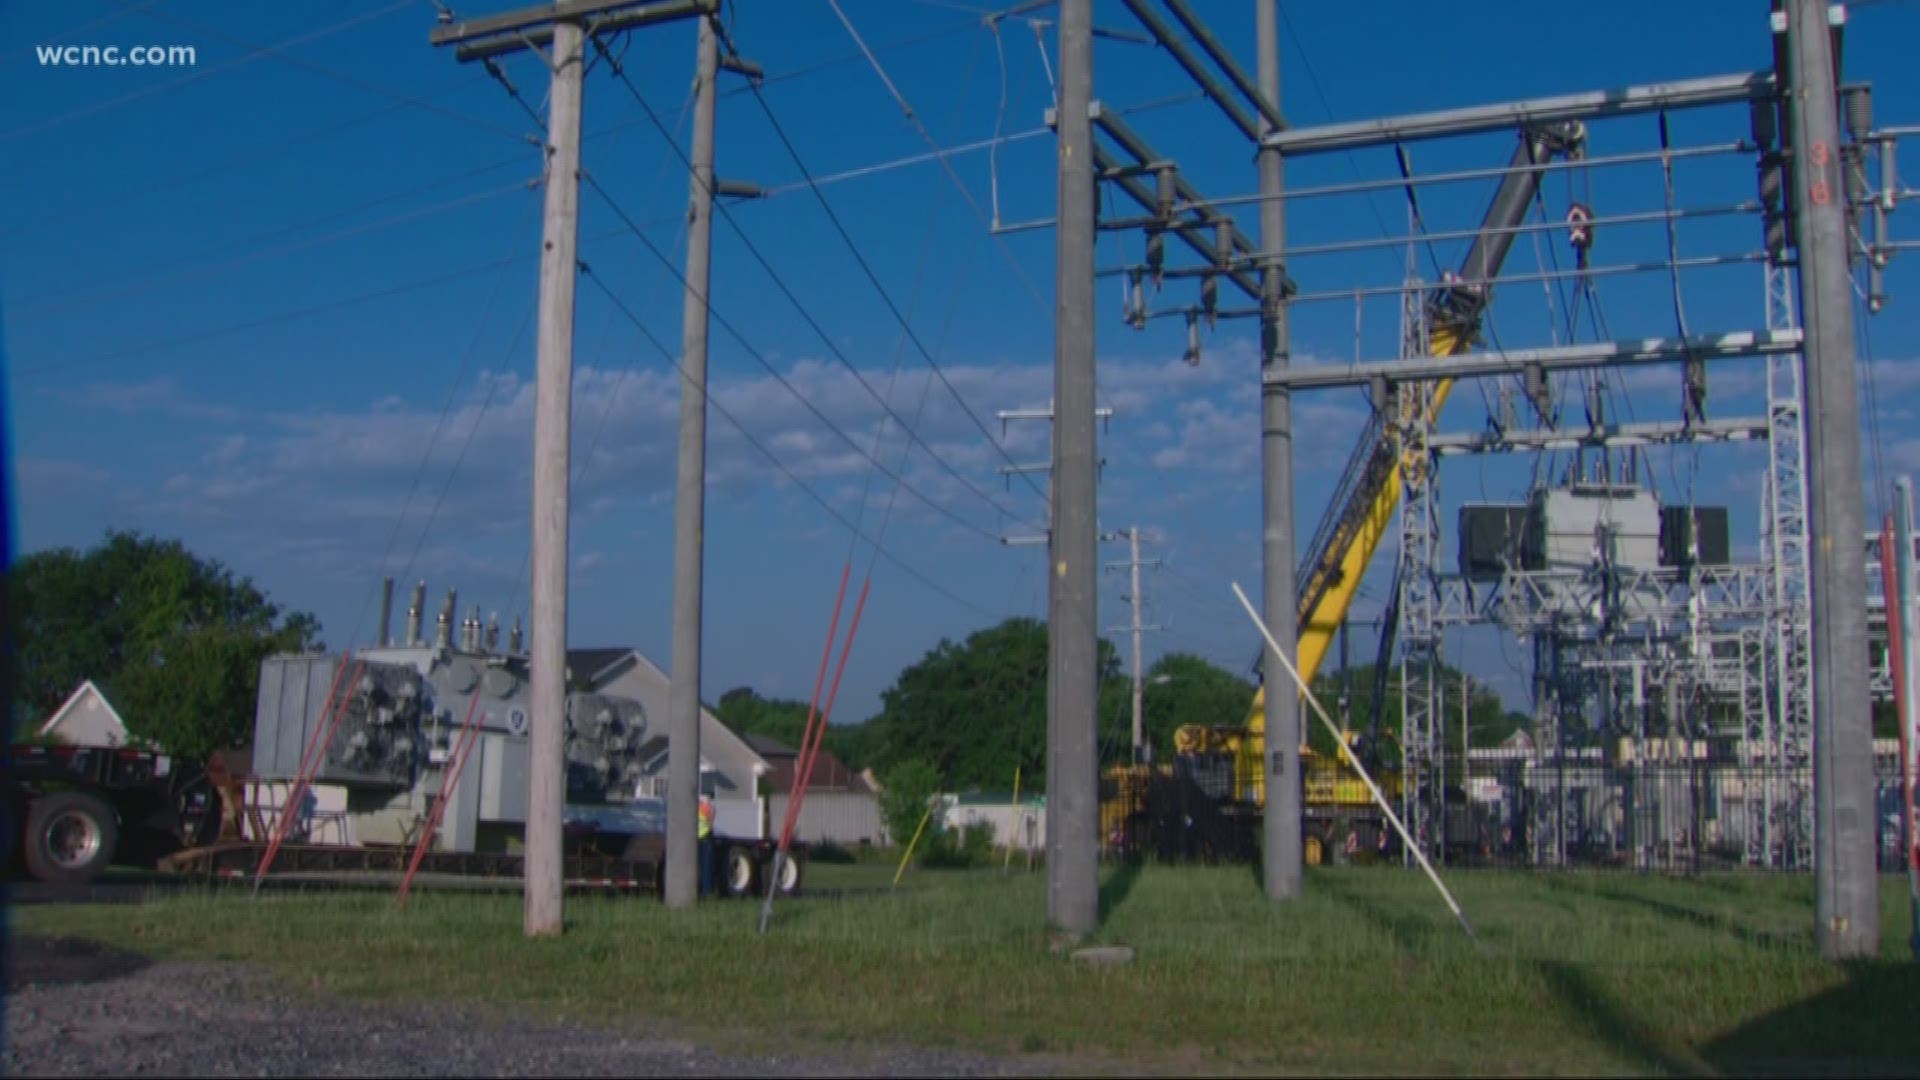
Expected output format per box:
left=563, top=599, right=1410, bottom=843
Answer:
left=14, top=866, right=1920, bottom=1076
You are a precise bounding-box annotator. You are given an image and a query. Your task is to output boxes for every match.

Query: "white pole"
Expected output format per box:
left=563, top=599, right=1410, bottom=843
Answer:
left=1232, top=582, right=1476, bottom=939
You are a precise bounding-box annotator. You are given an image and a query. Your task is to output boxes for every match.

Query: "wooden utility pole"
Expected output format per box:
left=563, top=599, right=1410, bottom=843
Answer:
left=431, top=0, right=720, bottom=938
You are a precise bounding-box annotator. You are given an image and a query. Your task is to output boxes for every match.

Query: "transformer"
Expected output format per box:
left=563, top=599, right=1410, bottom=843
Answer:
left=251, top=585, right=647, bottom=853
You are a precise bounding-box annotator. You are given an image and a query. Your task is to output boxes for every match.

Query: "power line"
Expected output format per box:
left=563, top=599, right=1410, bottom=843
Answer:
left=137, top=3, right=531, bottom=143
left=589, top=44, right=1047, bottom=535
left=580, top=266, right=1001, bottom=621
left=13, top=250, right=526, bottom=379
left=20, top=177, right=531, bottom=318
left=580, top=172, right=1025, bottom=544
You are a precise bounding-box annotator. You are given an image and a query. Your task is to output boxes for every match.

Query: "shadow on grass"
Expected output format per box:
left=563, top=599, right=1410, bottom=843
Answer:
left=1315, top=872, right=1435, bottom=953
left=1539, top=874, right=1808, bottom=952
left=1536, top=960, right=1701, bottom=1078
left=1698, top=962, right=1920, bottom=1077
left=1098, top=857, right=1142, bottom=924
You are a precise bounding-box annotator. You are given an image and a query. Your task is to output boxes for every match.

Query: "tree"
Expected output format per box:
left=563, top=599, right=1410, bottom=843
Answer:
left=8, top=531, right=321, bottom=760
left=865, top=617, right=1124, bottom=791
left=714, top=686, right=879, bottom=772
left=877, top=757, right=940, bottom=847
left=1138, top=652, right=1257, bottom=760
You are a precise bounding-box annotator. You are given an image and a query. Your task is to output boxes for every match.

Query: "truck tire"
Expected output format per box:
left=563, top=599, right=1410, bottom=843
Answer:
left=773, top=851, right=802, bottom=896
left=24, top=791, right=118, bottom=885
left=0, top=795, right=18, bottom=875
left=723, top=845, right=758, bottom=896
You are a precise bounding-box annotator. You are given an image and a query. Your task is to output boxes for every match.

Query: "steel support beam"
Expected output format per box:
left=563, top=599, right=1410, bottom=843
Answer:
left=1264, top=71, right=1776, bottom=155
left=1117, top=0, right=1258, bottom=140
left=1428, top=417, right=1771, bottom=455
left=431, top=0, right=715, bottom=61
left=1159, top=0, right=1286, bottom=132
left=1262, top=329, right=1802, bottom=390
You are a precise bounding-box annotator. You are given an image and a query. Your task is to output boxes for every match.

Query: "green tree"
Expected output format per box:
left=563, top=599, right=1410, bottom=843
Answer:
left=878, top=757, right=940, bottom=848
left=8, top=530, right=320, bottom=760
left=715, top=686, right=880, bottom=772
left=865, top=617, right=1124, bottom=791
left=1138, top=652, right=1257, bottom=760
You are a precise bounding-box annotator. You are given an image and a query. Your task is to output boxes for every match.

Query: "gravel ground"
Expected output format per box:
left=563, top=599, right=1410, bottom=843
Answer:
left=4, top=935, right=1063, bottom=1078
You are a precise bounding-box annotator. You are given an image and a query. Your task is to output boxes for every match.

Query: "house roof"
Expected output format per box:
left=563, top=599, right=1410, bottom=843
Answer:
left=741, top=732, right=797, bottom=758
left=766, top=748, right=874, bottom=795
left=39, top=679, right=130, bottom=742
left=567, top=647, right=635, bottom=686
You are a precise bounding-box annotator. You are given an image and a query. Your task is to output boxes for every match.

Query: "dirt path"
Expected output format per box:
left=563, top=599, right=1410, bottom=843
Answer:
left=4, top=935, right=1059, bottom=1078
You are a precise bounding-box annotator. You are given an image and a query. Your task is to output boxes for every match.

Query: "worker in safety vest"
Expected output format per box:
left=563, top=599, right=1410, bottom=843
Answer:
left=697, top=794, right=716, bottom=898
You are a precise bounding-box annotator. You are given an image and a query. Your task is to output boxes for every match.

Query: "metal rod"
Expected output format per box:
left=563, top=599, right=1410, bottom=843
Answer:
left=1258, top=202, right=1760, bottom=263
left=1047, top=0, right=1099, bottom=939
left=1265, top=71, right=1776, bottom=155
left=1091, top=143, right=1262, bottom=300
left=1161, top=0, right=1286, bottom=132
left=1279, top=252, right=1768, bottom=305
left=1183, top=143, right=1753, bottom=211
left=1117, top=0, right=1257, bottom=140
left=1428, top=416, right=1770, bottom=454
left=1789, top=0, right=1879, bottom=961
left=665, top=12, right=718, bottom=912
left=1261, top=329, right=1802, bottom=390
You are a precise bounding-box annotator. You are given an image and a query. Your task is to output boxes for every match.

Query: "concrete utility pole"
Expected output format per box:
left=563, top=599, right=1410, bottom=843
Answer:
left=1104, top=527, right=1162, bottom=763
left=664, top=10, right=720, bottom=912
left=1048, top=0, right=1099, bottom=939
left=1786, top=0, right=1879, bottom=960
left=1896, top=478, right=1920, bottom=960
left=1256, top=0, right=1302, bottom=901
left=431, top=0, right=720, bottom=938
left=523, top=18, right=583, bottom=941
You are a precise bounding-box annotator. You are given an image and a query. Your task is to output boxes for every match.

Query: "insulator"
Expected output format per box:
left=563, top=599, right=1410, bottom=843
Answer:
left=1145, top=232, right=1165, bottom=287
left=1182, top=313, right=1201, bottom=366
left=1200, top=275, right=1218, bottom=325
left=1126, top=272, right=1146, bottom=330
left=1757, top=156, right=1784, bottom=211
left=1749, top=99, right=1776, bottom=148
left=1154, top=164, right=1176, bottom=221
left=1845, top=85, right=1873, bottom=144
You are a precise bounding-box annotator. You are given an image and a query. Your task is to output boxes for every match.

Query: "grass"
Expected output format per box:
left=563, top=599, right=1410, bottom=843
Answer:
left=13, top=866, right=1920, bottom=1076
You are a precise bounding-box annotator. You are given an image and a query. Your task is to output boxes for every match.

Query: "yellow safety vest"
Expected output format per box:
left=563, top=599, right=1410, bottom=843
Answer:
left=697, top=801, right=714, bottom=839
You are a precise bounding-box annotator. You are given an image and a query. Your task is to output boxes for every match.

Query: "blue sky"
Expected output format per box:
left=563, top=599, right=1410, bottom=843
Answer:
left=3, top=0, right=1919, bottom=727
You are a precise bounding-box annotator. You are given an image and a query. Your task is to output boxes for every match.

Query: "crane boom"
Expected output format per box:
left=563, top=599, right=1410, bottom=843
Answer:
left=1216, top=121, right=1586, bottom=802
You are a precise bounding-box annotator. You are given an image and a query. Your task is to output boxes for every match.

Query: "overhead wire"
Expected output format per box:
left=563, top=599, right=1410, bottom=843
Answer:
left=0, top=1, right=445, bottom=144
left=581, top=267, right=1001, bottom=621
left=592, top=39, right=1049, bottom=534
left=581, top=168, right=1024, bottom=544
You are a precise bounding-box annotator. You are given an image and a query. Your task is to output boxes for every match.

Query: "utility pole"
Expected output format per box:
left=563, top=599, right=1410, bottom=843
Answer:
left=1105, top=526, right=1163, bottom=763
left=664, top=9, right=719, bottom=912
left=1048, top=0, right=1099, bottom=939
left=1256, top=0, right=1302, bottom=902
left=431, top=0, right=719, bottom=939
left=1785, top=0, right=1879, bottom=960
left=1894, top=477, right=1919, bottom=959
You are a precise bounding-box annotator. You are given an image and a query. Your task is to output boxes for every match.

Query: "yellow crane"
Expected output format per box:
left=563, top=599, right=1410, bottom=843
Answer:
left=1187, top=121, right=1589, bottom=807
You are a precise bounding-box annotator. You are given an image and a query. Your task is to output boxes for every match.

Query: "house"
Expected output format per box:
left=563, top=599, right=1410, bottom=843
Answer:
left=567, top=648, right=771, bottom=839
left=748, top=733, right=886, bottom=846
left=942, top=791, right=1046, bottom=852
left=38, top=680, right=132, bottom=748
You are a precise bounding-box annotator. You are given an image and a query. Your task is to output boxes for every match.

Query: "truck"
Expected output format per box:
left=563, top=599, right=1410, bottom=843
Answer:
left=2, top=742, right=220, bottom=884
left=10, top=581, right=805, bottom=899
left=1103, top=121, right=1591, bottom=863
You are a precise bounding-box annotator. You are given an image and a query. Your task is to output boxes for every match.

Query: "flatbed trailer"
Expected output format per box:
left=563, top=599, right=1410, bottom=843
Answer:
left=3, top=743, right=218, bottom=883
left=158, top=830, right=805, bottom=899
